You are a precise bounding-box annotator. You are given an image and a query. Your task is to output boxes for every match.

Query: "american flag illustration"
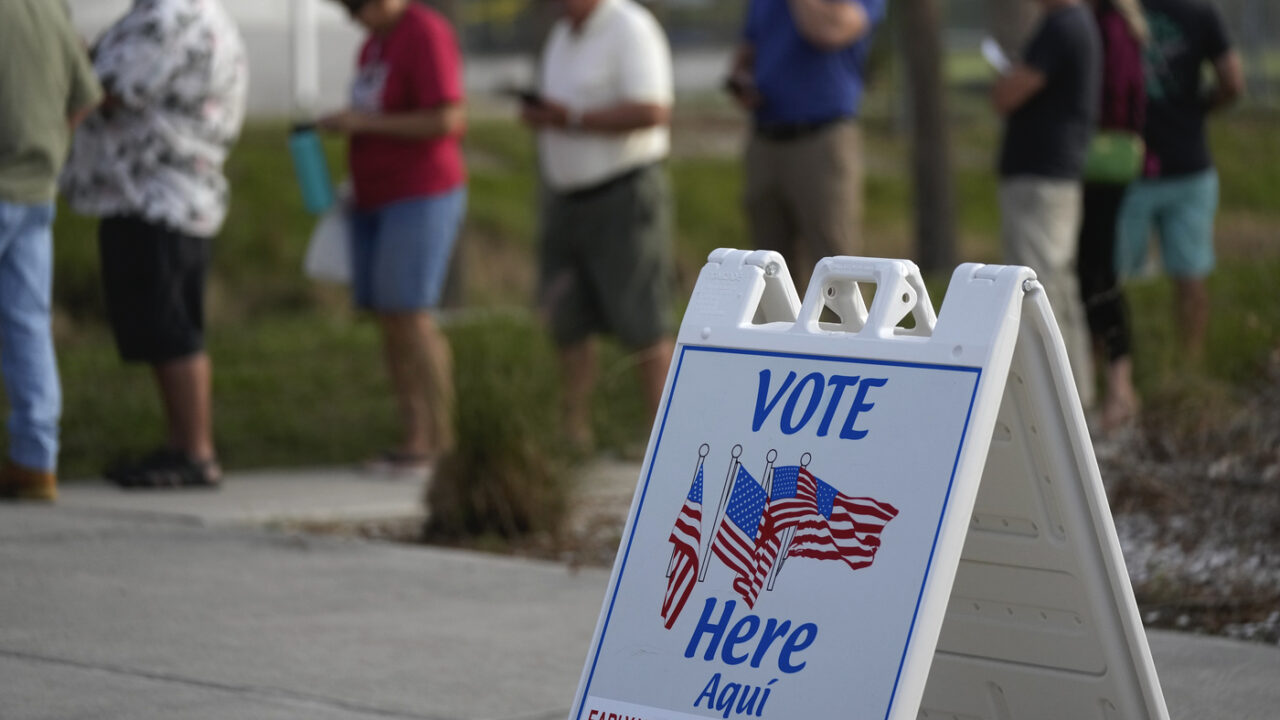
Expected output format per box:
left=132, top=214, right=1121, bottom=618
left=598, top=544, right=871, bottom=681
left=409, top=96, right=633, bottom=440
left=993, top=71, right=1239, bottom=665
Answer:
left=790, top=468, right=899, bottom=572
left=741, top=465, right=898, bottom=607
left=710, top=466, right=768, bottom=604
left=662, top=462, right=704, bottom=629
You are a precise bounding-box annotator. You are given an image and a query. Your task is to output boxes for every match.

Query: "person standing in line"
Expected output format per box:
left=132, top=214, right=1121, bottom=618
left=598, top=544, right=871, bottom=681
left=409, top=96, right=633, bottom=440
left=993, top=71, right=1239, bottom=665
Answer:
left=1115, top=0, right=1243, bottom=365
left=0, top=0, right=102, bottom=501
left=320, top=0, right=467, bottom=474
left=725, top=0, right=885, bottom=287
left=1077, top=0, right=1147, bottom=432
left=993, top=0, right=1102, bottom=410
left=519, top=0, right=675, bottom=452
left=61, top=0, right=248, bottom=488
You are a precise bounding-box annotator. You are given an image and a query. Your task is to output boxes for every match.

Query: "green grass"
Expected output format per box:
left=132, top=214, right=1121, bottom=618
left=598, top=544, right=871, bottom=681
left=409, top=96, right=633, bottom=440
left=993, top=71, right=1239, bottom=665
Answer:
left=55, top=314, right=397, bottom=477
left=1125, top=258, right=1280, bottom=390
left=7, top=99, right=1280, bottom=480
left=1210, top=109, right=1280, bottom=217
left=463, top=120, right=540, bottom=246
left=670, top=155, right=747, bottom=277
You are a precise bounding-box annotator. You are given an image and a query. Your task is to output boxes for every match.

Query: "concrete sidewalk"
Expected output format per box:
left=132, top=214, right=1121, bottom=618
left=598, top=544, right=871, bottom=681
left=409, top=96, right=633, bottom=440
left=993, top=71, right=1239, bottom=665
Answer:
left=1, top=465, right=1276, bottom=719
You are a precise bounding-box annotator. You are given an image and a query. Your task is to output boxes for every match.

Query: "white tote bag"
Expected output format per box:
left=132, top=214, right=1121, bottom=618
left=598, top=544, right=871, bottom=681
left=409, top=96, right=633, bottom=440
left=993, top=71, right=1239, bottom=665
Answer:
left=303, top=197, right=351, bottom=284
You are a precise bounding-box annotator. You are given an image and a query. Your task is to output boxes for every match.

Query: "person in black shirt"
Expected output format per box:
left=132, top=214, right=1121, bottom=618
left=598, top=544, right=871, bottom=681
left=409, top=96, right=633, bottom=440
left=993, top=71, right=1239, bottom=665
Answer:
left=993, top=0, right=1102, bottom=409
left=1115, top=0, right=1243, bottom=363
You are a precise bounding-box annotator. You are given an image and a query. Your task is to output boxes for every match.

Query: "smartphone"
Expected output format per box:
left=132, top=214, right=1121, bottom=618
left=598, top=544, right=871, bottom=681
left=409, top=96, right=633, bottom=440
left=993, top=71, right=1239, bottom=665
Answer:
left=981, top=37, right=1012, bottom=75
left=500, top=86, right=544, bottom=107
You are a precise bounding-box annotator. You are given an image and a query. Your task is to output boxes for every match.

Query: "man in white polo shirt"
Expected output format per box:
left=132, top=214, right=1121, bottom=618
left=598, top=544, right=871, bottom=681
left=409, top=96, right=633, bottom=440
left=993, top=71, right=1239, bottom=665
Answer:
left=520, top=0, right=675, bottom=452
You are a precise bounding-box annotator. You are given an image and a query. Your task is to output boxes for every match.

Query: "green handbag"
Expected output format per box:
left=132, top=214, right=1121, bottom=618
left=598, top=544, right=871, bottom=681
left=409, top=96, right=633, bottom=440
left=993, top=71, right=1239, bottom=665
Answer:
left=1083, top=130, right=1144, bottom=183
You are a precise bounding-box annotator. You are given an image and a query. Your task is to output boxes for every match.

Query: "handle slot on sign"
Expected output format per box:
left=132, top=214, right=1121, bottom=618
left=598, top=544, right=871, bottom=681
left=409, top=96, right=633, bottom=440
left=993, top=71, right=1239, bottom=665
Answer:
left=794, top=257, right=937, bottom=339
left=702, top=248, right=802, bottom=328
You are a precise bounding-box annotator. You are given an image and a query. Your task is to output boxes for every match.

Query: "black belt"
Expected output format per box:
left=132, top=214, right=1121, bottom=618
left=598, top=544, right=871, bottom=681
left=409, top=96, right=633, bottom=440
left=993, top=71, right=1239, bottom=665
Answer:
left=563, top=163, right=652, bottom=201
left=754, top=117, right=850, bottom=142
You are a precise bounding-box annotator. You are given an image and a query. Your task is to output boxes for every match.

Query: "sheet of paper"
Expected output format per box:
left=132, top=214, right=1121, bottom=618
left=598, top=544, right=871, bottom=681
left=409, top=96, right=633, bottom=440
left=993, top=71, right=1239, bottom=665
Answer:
left=981, top=37, right=1012, bottom=75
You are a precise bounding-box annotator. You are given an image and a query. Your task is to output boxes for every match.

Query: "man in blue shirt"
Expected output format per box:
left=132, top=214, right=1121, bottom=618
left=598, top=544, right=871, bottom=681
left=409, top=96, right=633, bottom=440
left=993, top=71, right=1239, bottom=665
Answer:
left=726, top=0, right=884, bottom=289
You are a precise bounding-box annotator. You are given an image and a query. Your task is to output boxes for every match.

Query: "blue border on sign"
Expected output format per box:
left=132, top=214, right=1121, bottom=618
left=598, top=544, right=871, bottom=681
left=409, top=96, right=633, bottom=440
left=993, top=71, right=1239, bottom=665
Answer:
left=572, top=344, right=984, bottom=720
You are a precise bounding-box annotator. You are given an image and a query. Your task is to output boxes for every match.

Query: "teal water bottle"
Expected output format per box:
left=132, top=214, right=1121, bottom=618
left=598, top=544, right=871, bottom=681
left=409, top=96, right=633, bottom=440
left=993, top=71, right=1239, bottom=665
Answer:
left=289, top=123, right=335, bottom=214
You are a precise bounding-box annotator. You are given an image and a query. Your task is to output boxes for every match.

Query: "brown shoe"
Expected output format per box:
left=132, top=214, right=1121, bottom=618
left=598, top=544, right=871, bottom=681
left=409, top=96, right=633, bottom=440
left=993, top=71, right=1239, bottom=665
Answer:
left=0, top=460, right=58, bottom=502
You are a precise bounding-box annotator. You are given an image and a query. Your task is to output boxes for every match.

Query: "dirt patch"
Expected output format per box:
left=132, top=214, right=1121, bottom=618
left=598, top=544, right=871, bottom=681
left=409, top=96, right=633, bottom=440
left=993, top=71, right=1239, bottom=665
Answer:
left=1097, top=352, right=1280, bottom=644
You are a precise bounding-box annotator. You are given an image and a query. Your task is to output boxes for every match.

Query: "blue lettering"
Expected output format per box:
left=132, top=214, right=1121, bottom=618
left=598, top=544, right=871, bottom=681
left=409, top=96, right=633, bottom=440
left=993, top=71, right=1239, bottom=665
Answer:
left=722, top=615, right=761, bottom=665
left=716, top=682, right=742, bottom=718
left=735, top=685, right=762, bottom=716
left=840, top=377, right=888, bottom=440
left=685, top=598, right=818, bottom=675
left=752, top=370, right=796, bottom=432
left=750, top=370, right=888, bottom=440
left=815, top=375, right=860, bottom=437
left=685, top=598, right=735, bottom=661
left=694, top=673, right=721, bottom=710
left=780, top=372, right=824, bottom=434
left=758, top=679, right=778, bottom=717
left=749, top=618, right=792, bottom=668
left=692, top=674, right=779, bottom=719
left=778, top=623, right=818, bottom=673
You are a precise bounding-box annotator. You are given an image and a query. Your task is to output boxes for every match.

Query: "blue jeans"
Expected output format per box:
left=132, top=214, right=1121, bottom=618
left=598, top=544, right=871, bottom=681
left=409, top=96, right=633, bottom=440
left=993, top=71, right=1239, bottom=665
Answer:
left=0, top=201, right=60, bottom=472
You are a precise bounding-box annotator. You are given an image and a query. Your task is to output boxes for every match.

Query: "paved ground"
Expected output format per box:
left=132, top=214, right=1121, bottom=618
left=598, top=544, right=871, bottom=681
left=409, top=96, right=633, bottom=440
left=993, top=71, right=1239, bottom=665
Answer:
left=1, top=464, right=1277, bottom=719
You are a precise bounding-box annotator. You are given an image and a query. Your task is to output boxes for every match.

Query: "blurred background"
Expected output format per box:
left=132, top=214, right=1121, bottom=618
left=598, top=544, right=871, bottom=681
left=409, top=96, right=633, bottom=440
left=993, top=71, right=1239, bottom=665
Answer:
left=45, top=0, right=1280, bottom=476
left=66, top=0, right=1280, bottom=116
left=33, top=0, right=1280, bottom=643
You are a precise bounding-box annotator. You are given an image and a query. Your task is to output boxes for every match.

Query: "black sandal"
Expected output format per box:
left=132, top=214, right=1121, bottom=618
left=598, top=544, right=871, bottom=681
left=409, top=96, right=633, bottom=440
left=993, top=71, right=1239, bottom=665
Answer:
left=110, top=448, right=222, bottom=490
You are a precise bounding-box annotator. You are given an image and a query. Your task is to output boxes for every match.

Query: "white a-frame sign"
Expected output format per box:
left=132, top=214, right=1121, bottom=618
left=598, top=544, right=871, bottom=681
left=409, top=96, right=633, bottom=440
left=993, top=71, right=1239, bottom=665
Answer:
left=569, top=249, right=1169, bottom=720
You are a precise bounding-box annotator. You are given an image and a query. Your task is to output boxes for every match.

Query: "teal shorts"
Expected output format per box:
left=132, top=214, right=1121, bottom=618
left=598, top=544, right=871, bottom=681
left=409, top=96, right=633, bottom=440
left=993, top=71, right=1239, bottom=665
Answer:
left=1116, top=169, right=1218, bottom=279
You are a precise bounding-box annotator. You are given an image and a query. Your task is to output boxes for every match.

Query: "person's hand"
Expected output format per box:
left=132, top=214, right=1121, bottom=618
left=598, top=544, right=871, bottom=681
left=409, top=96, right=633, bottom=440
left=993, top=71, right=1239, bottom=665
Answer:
left=317, top=109, right=370, bottom=135
left=519, top=98, right=570, bottom=129
left=724, top=70, right=761, bottom=111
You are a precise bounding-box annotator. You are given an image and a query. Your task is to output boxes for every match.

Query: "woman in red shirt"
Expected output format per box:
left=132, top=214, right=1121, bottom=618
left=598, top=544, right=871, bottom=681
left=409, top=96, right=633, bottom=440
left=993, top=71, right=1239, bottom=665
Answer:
left=322, top=0, right=467, bottom=472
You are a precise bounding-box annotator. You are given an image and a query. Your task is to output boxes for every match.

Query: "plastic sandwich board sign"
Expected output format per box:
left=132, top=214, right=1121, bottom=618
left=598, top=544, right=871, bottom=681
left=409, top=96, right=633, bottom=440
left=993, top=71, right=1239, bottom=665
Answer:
left=568, top=250, right=1169, bottom=720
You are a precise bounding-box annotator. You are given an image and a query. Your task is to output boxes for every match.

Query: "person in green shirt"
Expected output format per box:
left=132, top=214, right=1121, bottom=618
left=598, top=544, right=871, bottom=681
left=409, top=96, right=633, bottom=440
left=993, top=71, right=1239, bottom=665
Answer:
left=0, top=0, right=102, bottom=502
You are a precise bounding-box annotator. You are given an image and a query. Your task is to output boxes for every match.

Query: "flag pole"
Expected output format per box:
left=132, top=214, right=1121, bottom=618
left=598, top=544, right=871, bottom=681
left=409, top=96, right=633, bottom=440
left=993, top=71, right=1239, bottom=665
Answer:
left=766, top=452, right=810, bottom=591
left=753, top=448, right=782, bottom=596
left=668, top=443, right=710, bottom=578
left=761, top=448, right=778, bottom=498
left=699, top=443, right=742, bottom=582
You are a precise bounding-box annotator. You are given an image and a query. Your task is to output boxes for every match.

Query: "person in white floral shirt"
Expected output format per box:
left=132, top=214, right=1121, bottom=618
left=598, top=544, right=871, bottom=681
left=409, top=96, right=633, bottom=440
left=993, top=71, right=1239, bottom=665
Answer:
left=62, top=0, right=247, bottom=489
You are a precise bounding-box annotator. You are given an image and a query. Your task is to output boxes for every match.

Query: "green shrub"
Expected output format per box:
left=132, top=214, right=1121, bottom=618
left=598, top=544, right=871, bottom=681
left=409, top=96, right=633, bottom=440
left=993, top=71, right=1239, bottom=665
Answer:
left=425, top=311, right=570, bottom=540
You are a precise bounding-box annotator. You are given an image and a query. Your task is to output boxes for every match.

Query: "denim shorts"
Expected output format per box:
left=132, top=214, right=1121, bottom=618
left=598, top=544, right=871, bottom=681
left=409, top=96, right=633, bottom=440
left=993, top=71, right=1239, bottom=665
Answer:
left=1116, top=170, right=1218, bottom=279
left=349, top=188, right=466, bottom=312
